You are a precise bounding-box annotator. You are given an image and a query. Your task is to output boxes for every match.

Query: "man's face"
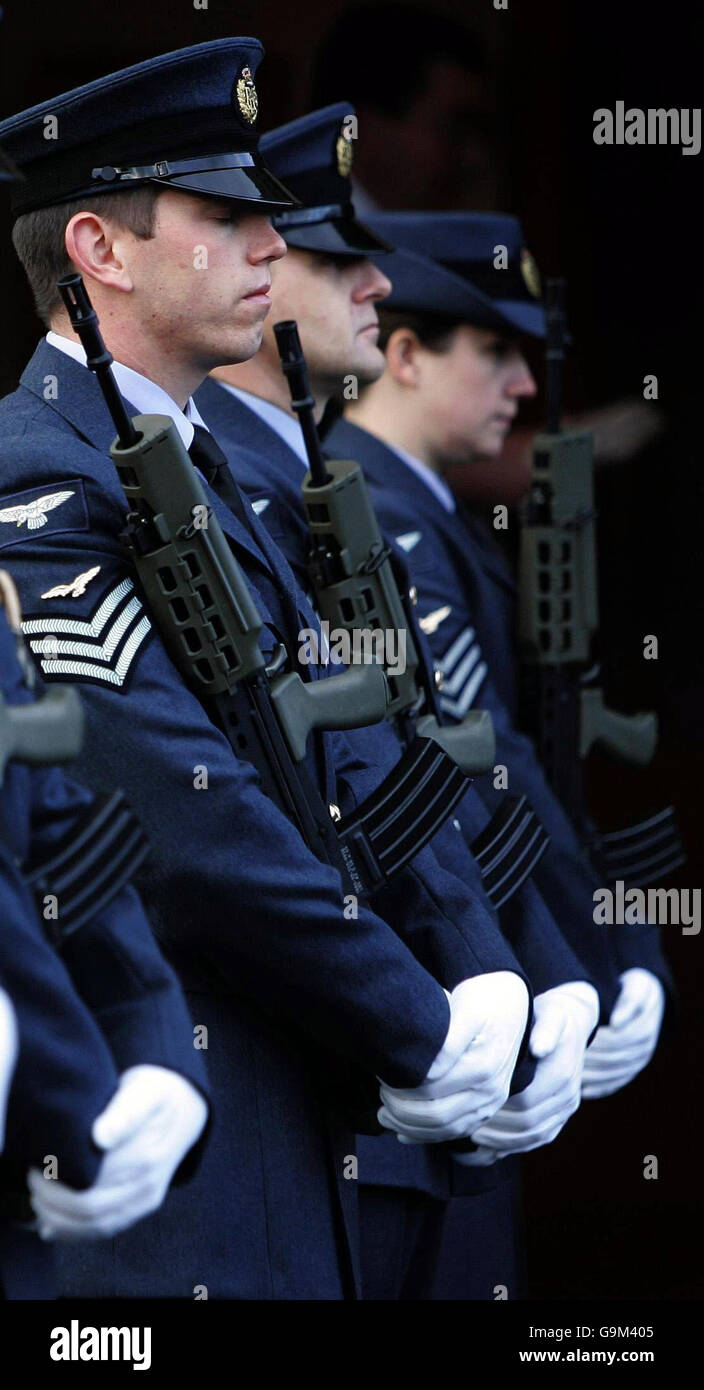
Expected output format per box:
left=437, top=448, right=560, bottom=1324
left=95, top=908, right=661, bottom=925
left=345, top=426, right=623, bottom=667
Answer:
left=261, top=247, right=392, bottom=393
left=116, top=189, right=287, bottom=372
left=414, top=323, right=536, bottom=463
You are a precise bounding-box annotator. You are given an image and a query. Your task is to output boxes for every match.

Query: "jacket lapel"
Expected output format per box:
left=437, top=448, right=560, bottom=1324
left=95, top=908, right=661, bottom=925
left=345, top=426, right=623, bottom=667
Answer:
left=332, top=417, right=516, bottom=596
left=196, top=378, right=298, bottom=472
left=21, top=341, right=281, bottom=581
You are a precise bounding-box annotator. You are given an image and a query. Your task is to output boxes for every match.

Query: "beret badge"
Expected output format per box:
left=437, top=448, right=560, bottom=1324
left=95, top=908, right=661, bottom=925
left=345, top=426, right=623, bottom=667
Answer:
left=335, top=126, right=354, bottom=178
left=236, top=66, right=258, bottom=125
left=520, top=247, right=541, bottom=299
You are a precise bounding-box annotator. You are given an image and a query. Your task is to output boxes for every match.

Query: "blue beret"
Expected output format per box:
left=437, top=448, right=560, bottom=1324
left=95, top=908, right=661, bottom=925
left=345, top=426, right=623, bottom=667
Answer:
left=368, top=211, right=546, bottom=338
left=261, top=103, right=391, bottom=257
left=0, top=38, right=297, bottom=216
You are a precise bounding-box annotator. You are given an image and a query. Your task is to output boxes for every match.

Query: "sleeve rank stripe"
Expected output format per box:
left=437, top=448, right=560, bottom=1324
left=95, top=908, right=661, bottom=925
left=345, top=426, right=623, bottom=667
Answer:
left=439, top=661, right=488, bottom=718
left=438, top=626, right=475, bottom=675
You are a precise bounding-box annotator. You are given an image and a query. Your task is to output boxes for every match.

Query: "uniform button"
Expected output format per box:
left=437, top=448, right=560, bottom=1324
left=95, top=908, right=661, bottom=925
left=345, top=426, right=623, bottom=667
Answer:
left=328, top=803, right=341, bottom=822
left=452, top=819, right=461, bottom=832
left=408, top=585, right=418, bottom=606
left=434, top=667, right=444, bottom=691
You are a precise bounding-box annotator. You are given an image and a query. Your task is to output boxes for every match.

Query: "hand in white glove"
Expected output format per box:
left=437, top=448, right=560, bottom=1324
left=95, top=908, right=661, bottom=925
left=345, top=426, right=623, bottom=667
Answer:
left=378, top=971, right=529, bottom=1145
left=0, top=987, right=19, bottom=1151
left=582, top=968, right=664, bottom=1099
left=28, top=1064, right=207, bottom=1241
left=458, top=982, right=598, bottom=1163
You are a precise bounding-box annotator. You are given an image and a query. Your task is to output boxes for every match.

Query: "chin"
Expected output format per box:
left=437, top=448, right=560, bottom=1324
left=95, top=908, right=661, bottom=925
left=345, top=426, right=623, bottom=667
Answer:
left=441, top=438, right=492, bottom=467
left=216, top=327, right=264, bottom=366
left=351, top=348, right=386, bottom=386
left=476, top=432, right=507, bottom=459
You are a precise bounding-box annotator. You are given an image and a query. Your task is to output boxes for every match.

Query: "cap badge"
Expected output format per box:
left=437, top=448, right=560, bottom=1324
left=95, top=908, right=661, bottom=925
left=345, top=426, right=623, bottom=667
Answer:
left=236, top=66, right=258, bottom=125
left=520, top=247, right=541, bottom=299
left=336, top=128, right=354, bottom=178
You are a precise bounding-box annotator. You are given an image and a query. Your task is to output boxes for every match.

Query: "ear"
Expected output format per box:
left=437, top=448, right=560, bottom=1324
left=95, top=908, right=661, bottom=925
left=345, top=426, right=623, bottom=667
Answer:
left=385, top=326, right=423, bottom=388
left=64, top=211, right=134, bottom=295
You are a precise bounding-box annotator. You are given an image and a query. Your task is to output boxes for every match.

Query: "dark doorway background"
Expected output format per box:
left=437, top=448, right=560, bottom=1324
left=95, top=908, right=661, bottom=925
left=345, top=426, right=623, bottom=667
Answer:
left=0, top=0, right=701, bottom=1299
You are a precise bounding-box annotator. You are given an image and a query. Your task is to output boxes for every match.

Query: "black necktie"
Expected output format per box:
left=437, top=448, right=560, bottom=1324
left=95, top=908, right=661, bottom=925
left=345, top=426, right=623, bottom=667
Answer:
left=188, top=423, right=253, bottom=528
left=188, top=423, right=305, bottom=643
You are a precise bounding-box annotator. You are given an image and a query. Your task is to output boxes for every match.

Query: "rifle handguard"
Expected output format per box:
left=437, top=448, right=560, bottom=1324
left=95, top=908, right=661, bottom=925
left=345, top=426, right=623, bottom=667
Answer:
left=302, top=457, right=423, bottom=715
left=517, top=426, right=597, bottom=666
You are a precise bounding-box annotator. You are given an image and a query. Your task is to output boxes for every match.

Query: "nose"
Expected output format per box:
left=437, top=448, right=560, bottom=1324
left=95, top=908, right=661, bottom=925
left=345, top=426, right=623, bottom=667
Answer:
left=351, top=259, right=392, bottom=305
left=507, top=354, right=537, bottom=399
left=247, top=215, right=288, bottom=264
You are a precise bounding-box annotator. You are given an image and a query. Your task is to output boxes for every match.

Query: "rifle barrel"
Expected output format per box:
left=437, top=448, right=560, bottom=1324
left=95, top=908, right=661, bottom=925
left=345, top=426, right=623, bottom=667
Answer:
left=273, top=320, right=330, bottom=486
left=57, top=274, right=140, bottom=448
left=545, top=277, right=566, bottom=435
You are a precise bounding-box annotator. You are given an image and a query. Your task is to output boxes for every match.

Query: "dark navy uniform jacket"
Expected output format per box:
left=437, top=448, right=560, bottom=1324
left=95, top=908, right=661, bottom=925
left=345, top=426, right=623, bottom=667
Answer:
left=0, top=604, right=208, bottom=1298
left=193, top=378, right=618, bottom=1203
left=0, top=341, right=536, bottom=1295
left=327, top=416, right=673, bottom=997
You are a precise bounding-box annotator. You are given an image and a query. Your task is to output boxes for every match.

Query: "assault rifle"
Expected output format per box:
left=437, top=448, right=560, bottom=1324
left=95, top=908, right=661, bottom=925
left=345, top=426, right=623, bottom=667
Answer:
left=274, top=320, right=551, bottom=909
left=517, top=278, right=684, bottom=886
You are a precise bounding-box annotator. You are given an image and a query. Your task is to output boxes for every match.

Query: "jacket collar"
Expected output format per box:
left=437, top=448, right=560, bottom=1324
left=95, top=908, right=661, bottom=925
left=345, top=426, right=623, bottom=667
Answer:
left=329, top=416, right=447, bottom=519
left=196, top=377, right=307, bottom=484
left=329, top=416, right=515, bottom=594
left=20, top=340, right=277, bottom=579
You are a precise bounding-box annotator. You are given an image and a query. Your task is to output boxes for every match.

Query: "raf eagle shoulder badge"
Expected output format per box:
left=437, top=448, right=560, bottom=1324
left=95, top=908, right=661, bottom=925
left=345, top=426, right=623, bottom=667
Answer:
left=0, top=489, right=74, bottom=532
left=236, top=66, right=258, bottom=125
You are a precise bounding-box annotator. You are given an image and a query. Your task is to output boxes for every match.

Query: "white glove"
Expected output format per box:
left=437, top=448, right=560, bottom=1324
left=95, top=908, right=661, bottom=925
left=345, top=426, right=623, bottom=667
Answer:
left=458, top=981, right=598, bottom=1163
left=582, top=968, right=665, bottom=1099
left=0, top=988, right=19, bottom=1151
left=28, top=1064, right=207, bottom=1241
left=378, top=971, right=529, bottom=1145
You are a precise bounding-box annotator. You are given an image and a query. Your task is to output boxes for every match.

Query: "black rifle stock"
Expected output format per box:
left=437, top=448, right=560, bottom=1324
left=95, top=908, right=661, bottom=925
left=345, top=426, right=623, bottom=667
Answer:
left=517, top=278, right=684, bottom=885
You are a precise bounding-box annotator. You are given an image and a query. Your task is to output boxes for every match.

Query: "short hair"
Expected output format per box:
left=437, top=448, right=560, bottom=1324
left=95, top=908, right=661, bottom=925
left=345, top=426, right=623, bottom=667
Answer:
left=311, top=3, right=486, bottom=117
left=377, top=306, right=464, bottom=353
left=11, top=187, right=159, bottom=326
